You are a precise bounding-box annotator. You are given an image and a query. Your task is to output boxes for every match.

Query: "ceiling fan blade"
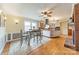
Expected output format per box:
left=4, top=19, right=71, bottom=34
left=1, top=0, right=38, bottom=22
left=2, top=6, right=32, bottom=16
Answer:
left=48, top=15, right=52, bottom=17
left=41, top=11, right=44, bottom=14
left=48, top=11, right=53, bottom=14
left=47, top=14, right=52, bottom=17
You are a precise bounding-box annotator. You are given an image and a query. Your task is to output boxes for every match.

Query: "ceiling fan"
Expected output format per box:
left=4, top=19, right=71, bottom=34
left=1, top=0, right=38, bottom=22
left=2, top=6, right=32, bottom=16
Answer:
left=40, top=5, right=58, bottom=17
left=41, top=10, right=53, bottom=17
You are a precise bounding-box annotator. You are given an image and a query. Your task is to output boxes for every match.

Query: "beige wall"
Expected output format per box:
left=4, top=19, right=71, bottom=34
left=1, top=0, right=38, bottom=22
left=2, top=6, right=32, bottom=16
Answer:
left=5, top=14, right=24, bottom=34
left=60, top=19, right=68, bottom=35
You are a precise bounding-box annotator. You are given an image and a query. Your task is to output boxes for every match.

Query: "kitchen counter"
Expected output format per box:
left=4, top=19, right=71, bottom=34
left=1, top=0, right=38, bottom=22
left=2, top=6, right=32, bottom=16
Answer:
left=42, top=29, right=61, bottom=38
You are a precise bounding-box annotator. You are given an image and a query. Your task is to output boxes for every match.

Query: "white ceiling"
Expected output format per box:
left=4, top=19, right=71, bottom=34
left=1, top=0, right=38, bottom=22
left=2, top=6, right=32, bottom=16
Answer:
left=0, top=3, right=74, bottom=21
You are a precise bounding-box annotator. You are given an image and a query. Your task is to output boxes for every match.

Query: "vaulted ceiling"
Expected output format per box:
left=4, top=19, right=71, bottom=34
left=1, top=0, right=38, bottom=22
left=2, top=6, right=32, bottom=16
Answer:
left=0, top=3, right=74, bottom=21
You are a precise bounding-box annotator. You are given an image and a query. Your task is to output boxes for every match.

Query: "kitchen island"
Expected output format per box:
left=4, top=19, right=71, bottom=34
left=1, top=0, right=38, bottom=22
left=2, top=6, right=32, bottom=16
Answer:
left=42, top=28, right=61, bottom=38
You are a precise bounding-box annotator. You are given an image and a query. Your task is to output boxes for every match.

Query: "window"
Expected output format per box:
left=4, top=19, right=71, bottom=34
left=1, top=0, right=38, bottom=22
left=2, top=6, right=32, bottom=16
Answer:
left=32, top=22, right=37, bottom=29
left=24, top=21, right=31, bottom=31
left=24, top=21, right=37, bottom=31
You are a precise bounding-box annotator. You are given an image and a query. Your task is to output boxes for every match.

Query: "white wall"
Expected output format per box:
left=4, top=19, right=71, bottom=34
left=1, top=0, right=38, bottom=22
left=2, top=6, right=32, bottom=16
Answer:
left=0, top=27, right=6, bottom=54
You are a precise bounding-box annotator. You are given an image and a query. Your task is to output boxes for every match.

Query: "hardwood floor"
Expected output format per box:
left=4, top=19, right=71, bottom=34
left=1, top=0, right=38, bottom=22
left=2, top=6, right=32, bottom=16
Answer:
left=2, top=35, right=79, bottom=55
left=2, top=42, right=11, bottom=55
left=28, top=36, right=78, bottom=55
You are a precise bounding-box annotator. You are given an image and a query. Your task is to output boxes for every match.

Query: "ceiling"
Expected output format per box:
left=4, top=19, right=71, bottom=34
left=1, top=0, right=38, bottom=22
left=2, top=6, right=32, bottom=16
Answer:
left=0, top=3, right=74, bottom=21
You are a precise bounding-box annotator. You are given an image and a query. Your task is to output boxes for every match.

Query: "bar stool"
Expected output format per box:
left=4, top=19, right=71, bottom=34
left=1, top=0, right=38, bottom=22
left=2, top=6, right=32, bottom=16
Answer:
left=36, top=30, right=42, bottom=44
left=33, top=29, right=42, bottom=44
left=26, top=31, right=31, bottom=46
left=20, top=30, right=24, bottom=48
left=20, top=30, right=31, bottom=48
